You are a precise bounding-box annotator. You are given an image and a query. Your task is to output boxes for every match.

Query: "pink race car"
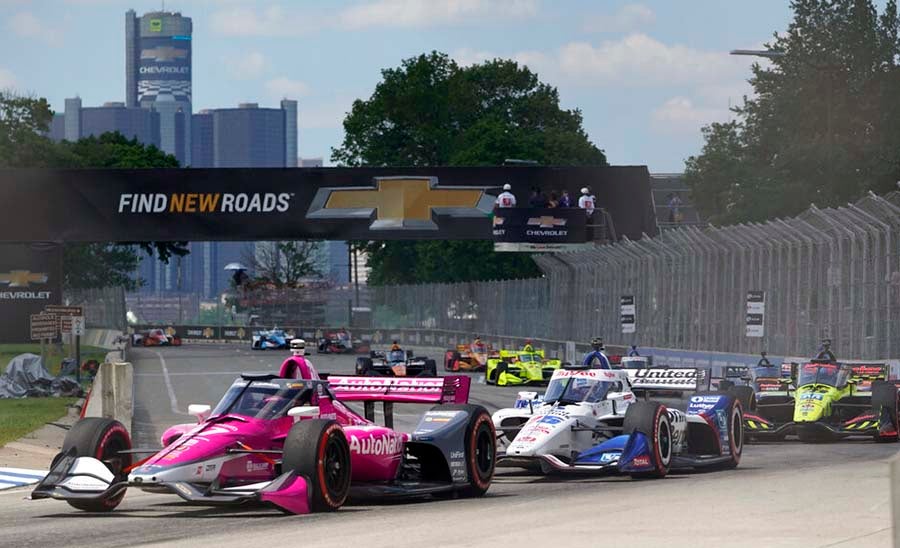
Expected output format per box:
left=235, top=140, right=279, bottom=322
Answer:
left=32, top=357, right=495, bottom=514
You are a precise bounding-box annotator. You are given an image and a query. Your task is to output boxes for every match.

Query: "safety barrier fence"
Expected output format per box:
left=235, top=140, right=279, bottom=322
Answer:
left=372, top=191, right=900, bottom=361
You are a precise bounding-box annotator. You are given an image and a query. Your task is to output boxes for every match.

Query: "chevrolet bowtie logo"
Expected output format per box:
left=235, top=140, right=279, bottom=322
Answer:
left=527, top=216, right=568, bottom=228
left=0, top=270, right=47, bottom=288
left=493, top=216, right=505, bottom=226
left=307, top=176, right=493, bottom=230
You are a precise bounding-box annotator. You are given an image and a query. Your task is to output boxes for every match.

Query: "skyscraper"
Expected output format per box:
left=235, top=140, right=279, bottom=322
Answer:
left=126, top=10, right=192, bottom=165
left=191, top=102, right=296, bottom=168
left=281, top=99, right=298, bottom=167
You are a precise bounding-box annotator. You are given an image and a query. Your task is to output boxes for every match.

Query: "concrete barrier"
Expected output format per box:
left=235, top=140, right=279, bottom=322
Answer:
left=82, top=357, right=133, bottom=434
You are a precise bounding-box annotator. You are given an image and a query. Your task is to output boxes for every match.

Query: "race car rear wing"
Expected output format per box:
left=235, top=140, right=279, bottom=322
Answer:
left=624, top=368, right=702, bottom=391
left=326, top=375, right=470, bottom=405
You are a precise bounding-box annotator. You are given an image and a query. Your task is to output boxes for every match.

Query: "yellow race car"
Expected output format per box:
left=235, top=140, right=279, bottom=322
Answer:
left=486, top=349, right=563, bottom=386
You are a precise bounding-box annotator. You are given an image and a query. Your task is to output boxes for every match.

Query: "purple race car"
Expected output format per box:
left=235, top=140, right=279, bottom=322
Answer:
left=31, top=357, right=495, bottom=514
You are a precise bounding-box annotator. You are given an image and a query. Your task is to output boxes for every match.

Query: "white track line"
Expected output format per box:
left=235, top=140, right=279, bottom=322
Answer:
left=156, top=350, right=187, bottom=415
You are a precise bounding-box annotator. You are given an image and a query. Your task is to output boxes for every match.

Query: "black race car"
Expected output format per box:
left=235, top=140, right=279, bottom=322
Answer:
left=355, top=349, right=438, bottom=377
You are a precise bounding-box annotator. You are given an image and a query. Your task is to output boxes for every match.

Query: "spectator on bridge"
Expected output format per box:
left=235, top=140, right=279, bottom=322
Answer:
left=559, top=190, right=573, bottom=208
left=578, top=187, right=595, bottom=216
left=547, top=192, right=559, bottom=208
left=667, top=192, right=683, bottom=223
left=495, top=183, right=516, bottom=208
left=529, top=187, right=549, bottom=208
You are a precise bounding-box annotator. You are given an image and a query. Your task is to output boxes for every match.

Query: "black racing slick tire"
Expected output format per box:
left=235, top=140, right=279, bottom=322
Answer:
left=493, top=362, right=509, bottom=386
left=355, top=357, right=372, bottom=376
left=438, top=404, right=495, bottom=497
left=623, top=401, right=672, bottom=479
left=60, top=418, right=132, bottom=512
left=699, top=392, right=743, bottom=470
left=727, top=385, right=756, bottom=412
left=423, top=359, right=438, bottom=377
left=872, top=381, right=900, bottom=443
left=718, top=380, right=735, bottom=391
left=282, top=419, right=351, bottom=512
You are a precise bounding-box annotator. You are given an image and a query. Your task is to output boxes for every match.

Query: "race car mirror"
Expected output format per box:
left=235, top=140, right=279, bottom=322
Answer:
left=188, top=404, right=211, bottom=421
left=288, top=405, right=320, bottom=419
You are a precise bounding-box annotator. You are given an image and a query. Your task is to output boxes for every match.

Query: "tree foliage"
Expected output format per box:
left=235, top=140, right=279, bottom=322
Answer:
left=333, top=52, right=607, bottom=284
left=686, top=0, right=900, bottom=225
left=0, top=91, right=188, bottom=289
left=244, top=241, right=322, bottom=287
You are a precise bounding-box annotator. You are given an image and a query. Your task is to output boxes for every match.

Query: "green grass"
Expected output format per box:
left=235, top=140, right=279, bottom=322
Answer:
left=0, top=343, right=108, bottom=377
left=0, top=397, right=77, bottom=446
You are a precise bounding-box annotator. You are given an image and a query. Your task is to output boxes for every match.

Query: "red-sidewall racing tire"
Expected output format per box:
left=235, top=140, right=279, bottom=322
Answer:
left=623, top=401, right=672, bottom=479
left=282, top=419, right=351, bottom=512
left=872, top=381, right=900, bottom=443
left=59, top=418, right=132, bottom=512
left=433, top=404, right=495, bottom=497
left=702, top=393, right=743, bottom=469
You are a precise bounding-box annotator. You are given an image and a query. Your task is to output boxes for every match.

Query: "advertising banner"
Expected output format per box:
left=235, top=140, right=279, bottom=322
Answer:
left=0, top=167, right=655, bottom=242
left=492, top=207, right=587, bottom=244
left=746, top=290, right=765, bottom=338
left=0, top=243, right=62, bottom=343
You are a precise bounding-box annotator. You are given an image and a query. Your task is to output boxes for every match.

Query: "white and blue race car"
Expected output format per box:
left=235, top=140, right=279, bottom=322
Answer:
left=492, top=366, right=743, bottom=477
left=250, top=328, right=292, bottom=350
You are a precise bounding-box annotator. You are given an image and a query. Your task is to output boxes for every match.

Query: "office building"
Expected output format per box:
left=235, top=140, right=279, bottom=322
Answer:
left=49, top=99, right=161, bottom=149
left=126, top=9, right=192, bottom=165
left=191, top=102, right=297, bottom=168
left=299, top=157, right=324, bottom=167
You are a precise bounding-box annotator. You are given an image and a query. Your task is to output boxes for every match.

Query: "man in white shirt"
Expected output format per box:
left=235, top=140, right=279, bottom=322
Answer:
left=578, top=187, right=595, bottom=216
left=495, top=183, right=516, bottom=208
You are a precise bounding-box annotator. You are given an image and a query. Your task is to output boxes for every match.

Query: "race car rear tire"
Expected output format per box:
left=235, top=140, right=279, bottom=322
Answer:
left=355, top=357, right=372, bottom=376
left=423, top=359, right=437, bottom=377
left=727, top=385, right=755, bottom=412
left=438, top=404, right=495, bottom=497
left=60, top=418, right=132, bottom=512
left=445, top=351, right=460, bottom=371
left=718, top=380, right=735, bottom=391
left=282, top=419, right=351, bottom=512
left=623, top=401, right=672, bottom=479
left=872, top=381, right=900, bottom=443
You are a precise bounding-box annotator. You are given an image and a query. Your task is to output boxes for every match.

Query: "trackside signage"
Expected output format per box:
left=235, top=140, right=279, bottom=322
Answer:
left=0, top=243, right=63, bottom=343
left=0, top=167, right=656, bottom=242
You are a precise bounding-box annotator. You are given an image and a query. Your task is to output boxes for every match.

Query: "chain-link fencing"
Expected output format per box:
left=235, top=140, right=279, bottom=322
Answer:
left=64, top=286, right=127, bottom=331
left=372, top=191, right=900, bottom=359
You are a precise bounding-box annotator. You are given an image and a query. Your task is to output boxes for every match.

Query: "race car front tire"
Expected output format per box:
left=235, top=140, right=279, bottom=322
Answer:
left=872, top=381, right=900, bottom=443
left=282, top=419, right=351, bottom=512
left=59, top=418, right=132, bottom=512
left=355, top=357, right=372, bottom=376
left=437, top=404, right=495, bottom=497
left=623, top=401, right=672, bottom=479
left=423, top=359, right=437, bottom=377
left=701, top=392, right=743, bottom=469
left=492, top=362, right=509, bottom=386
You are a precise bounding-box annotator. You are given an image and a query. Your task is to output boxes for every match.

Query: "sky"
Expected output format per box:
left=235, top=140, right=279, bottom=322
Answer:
left=0, top=0, right=795, bottom=172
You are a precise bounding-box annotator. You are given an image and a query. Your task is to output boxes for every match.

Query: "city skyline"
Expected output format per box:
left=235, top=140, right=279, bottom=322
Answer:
left=0, top=1, right=793, bottom=172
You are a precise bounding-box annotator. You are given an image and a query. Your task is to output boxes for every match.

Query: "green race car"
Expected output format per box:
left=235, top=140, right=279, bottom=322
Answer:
left=486, top=349, right=563, bottom=386
left=741, top=360, right=900, bottom=442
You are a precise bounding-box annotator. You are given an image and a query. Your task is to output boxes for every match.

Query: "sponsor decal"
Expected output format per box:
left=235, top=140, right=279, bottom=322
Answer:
left=348, top=433, right=404, bottom=456
left=539, top=415, right=564, bottom=425
left=690, top=396, right=722, bottom=404
left=118, top=193, right=293, bottom=214
left=306, top=177, right=491, bottom=230
left=205, top=464, right=217, bottom=472
left=799, top=392, right=824, bottom=400
left=0, top=270, right=51, bottom=299
left=600, top=452, right=620, bottom=463
left=246, top=461, right=269, bottom=472
left=632, top=455, right=651, bottom=467
left=139, top=65, right=190, bottom=75
left=554, top=369, right=619, bottom=380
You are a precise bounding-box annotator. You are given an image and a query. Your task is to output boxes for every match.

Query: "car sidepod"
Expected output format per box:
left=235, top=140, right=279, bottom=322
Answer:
left=679, top=393, right=743, bottom=470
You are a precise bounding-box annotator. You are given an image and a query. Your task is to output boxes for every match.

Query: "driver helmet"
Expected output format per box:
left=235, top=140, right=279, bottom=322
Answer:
left=290, top=338, right=306, bottom=356
left=390, top=340, right=401, bottom=351
left=581, top=187, right=590, bottom=195
left=503, top=183, right=512, bottom=191
left=591, top=337, right=604, bottom=351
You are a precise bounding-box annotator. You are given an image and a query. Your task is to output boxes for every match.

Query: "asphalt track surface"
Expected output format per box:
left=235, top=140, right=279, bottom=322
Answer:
left=2, top=344, right=898, bottom=548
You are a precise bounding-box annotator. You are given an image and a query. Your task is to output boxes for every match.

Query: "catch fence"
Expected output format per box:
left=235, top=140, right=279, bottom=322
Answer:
left=373, top=191, right=900, bottom=359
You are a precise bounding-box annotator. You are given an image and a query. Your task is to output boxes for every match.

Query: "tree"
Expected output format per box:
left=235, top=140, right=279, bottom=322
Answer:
left=244, top=241, right=322, bottom=287
left=333, top=52, right=607, bottom=284
left=0, top=91, right=188, bottom=288
left=686, top=0, right=900, bottom=224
